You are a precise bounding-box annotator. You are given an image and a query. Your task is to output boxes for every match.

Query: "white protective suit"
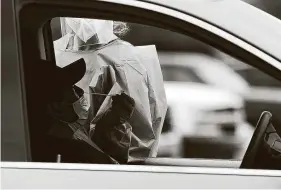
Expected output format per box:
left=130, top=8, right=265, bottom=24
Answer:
left=53, top=18, right=167, bottom=163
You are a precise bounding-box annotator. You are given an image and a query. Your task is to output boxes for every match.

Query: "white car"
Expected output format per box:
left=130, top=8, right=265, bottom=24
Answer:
left=158, top=82, right=253, bottom=159
left=3, top=0, right=281, bottom=188
left=157, top=52, right=253, bottom=159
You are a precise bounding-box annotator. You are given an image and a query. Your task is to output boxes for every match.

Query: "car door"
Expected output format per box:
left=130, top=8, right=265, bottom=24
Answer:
left=2, top=0, right=281, bottom=188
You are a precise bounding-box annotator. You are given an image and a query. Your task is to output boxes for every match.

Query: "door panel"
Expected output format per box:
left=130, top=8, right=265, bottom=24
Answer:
left=2, top=162, right=281, bottom=188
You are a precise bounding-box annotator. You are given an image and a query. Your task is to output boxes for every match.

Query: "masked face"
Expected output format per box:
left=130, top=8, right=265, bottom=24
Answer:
left=48, top=85, right=90, bottom=125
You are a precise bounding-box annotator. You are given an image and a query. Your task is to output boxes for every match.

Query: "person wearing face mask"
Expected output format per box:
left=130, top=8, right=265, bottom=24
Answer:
left=50, top=18, right=167, bottom=164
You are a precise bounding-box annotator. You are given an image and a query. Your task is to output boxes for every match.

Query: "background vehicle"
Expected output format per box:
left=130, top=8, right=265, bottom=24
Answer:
left=160, top=82, right=253, bottom=159
left=158, top=53, right=253, bottom=159
left=2, top=0, right=281, bottom=188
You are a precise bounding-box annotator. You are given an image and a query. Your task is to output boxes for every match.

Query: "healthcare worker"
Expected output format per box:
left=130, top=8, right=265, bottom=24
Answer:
left=50, top=18, right=167, bottom=164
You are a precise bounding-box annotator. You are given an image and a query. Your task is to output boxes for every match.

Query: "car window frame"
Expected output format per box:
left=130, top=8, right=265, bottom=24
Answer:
left=8, top=0, right=281, bottom=164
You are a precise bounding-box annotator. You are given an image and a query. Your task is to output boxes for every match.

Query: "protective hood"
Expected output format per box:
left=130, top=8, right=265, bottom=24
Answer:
left=55, top=18, right=118, bottom=51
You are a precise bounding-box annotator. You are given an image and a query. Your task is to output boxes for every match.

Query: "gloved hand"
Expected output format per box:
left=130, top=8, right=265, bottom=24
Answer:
left=111, top=92, right=135, bottom=124
left=91, top=92, right=135, bottom=164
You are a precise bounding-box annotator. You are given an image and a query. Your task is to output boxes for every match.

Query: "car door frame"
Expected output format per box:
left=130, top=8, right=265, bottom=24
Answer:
left=2, top=161, right=281, bottom=189
left=3, top=0, right=281, bottom=175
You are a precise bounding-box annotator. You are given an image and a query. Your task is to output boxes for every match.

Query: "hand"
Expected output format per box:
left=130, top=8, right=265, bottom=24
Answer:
left=111, top=92, right=135, bottom=124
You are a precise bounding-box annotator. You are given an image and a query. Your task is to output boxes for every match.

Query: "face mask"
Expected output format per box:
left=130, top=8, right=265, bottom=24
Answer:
left=48, top=85, right=90, bottom=129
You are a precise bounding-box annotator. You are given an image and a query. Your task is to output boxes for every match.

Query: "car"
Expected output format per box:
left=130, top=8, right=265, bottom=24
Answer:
left=157, top=53, right=253, bottom=159
left=158, top=82, right=253, bottom=159
left=2, top=0, right=281, bottom=188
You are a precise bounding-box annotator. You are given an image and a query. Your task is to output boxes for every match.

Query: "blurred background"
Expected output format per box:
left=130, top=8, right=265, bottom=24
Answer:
left=51, top=0, right=281, bottom=160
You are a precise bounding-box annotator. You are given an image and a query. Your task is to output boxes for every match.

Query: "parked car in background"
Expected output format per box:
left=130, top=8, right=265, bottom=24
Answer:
left=158, top=52, right=253, bottom=159
left=159, top=82, right=253, bottom=159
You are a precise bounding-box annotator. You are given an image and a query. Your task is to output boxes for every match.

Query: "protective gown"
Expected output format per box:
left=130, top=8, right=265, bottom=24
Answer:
left=52, top=18, right=167, bottom=164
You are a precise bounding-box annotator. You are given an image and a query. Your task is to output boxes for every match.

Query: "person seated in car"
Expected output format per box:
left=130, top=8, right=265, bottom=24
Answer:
left=47, top=18, right=167, bottom=164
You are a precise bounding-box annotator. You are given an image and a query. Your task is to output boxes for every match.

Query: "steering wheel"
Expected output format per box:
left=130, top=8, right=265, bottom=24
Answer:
left=240, top=111, right=272, bottom=169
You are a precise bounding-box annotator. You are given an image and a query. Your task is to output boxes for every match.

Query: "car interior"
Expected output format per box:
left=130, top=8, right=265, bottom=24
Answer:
left=17, top=3, right=281, bottom=170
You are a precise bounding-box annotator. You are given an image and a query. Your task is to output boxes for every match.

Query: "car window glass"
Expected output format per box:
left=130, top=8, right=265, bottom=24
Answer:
left=43, top=17, right=281, bottom=164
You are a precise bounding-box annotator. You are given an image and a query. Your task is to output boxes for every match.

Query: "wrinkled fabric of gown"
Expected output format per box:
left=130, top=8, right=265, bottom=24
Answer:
left=53, top=18, right=167, bottom=163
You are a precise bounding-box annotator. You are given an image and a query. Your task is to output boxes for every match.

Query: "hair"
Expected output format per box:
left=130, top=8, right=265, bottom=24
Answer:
left=113, top=21, right=130, bottom=37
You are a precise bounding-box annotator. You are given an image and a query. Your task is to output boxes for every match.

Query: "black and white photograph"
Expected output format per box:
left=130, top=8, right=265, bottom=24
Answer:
left=2, top=0, right=281, bottom=189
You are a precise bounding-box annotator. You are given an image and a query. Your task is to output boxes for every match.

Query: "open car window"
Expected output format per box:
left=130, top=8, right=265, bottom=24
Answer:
left=47, top=18, right=281, bottom=163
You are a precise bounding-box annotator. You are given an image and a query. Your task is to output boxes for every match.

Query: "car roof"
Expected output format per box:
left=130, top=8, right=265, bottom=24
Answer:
left=17, top=0, right=281, bottom=63
left=139, top=0, right=281, bottom=63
